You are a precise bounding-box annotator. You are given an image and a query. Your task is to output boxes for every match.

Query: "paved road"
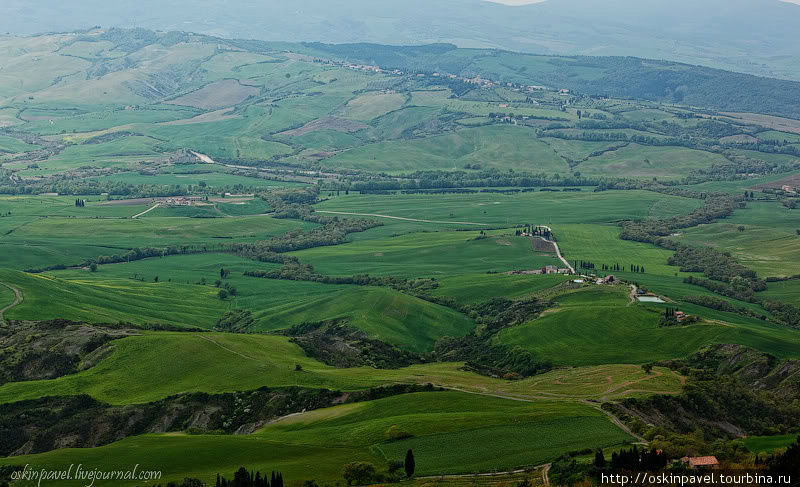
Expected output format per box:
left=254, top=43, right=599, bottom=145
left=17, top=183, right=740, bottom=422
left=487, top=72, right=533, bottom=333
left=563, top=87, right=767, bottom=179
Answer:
left=0, top=282, right=23, bottom=325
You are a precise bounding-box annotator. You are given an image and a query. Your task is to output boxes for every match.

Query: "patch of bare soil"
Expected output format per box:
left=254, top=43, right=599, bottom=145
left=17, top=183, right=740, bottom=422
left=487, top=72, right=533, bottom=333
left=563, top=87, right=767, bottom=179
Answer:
left=97, top=197, right=156, bottom=206
left=755, top=173, right=800, bottom=190
left=166, top=79, right=259, bottom=110
left=279, top=116, right=368, bottom=137
left=530, top=237, right=556, bottom=253
left=721, top=112, right=800, bottom=135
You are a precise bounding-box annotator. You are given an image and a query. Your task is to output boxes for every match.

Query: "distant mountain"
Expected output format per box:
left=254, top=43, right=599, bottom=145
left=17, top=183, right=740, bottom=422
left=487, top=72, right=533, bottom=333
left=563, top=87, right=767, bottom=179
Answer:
left=1, top=0, right=799, bottom=80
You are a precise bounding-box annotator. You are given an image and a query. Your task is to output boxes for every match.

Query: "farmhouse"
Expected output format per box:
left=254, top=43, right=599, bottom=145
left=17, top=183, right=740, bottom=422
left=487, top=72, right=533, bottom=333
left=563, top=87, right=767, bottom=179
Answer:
left=680, top=456, right=719, bottom=469
left=675, top=311, right=687, bottom=321
left=598, top=275, right=618, bottom=284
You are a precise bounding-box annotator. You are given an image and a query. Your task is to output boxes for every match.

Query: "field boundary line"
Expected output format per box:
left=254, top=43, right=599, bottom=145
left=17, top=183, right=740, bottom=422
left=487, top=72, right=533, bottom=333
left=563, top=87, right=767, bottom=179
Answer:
left=315, top=210, right=485, bottom=225
left=0, top=281, right=23, bottom=325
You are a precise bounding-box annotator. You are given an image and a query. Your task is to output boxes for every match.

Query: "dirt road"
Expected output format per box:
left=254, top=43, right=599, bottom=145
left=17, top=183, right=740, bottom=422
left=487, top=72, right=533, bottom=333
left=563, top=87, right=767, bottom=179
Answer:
left=315, top=210, right=484, bottom=225
left=0, top=282, right=23, bottom=325
left=536, top=226, right=575, bottom=273
left=131, top=203, right=160, bottom=219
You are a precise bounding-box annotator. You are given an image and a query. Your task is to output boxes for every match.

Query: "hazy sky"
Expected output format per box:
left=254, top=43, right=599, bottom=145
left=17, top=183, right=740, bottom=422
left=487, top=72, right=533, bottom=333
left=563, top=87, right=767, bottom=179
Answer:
left=486, top=0, right=800, bottom=4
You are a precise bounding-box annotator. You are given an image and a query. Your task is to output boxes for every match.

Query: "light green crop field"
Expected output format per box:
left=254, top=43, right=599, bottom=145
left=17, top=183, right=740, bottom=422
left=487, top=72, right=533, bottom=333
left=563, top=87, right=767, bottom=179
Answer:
left=339, top=92, right=407, bottom=121
left=291, top=231, right=562, bottom=278
left=679, top=217, right=800, bottom=277
left=16, top=136, right=164, bottom=176
left=0, top=325, right=682, bottom=405
left=0, top=269, right=226, bottom=327
left=0, top=134, right=40, bottom=153
left=743, top=434, right=799, bottom=453
left=0, top=392, right=632, bottom=486
left=92, top=171, right=305, bottom=189
left=430, top=273, right=571, bottom=305
left=260, top=391, right=632, bottom=476
left=0, top=195, right=150, bottom=218
left=6, top=252, right=473, bottom=351
left=759, top=279, right=800, bottom=307
left=555, top=223, right=683, bottom=277
left=315, top=190, right=704, bottom=227
left=22, top=106, right=199, bottom=135
left=323, top=125, right=569, bottom=173
left=0, top=212, right=311, bottom=270
left=9, top=214, right=309, bottom=248
left=757, top=131, right=800, bottom=143
left=541, top=138, right=626, bottom=162
left=575, top=144, right=729, bottom=180
left=496, top=286, right=800, bottom=366
left=0, top=434, right=372, bottom=487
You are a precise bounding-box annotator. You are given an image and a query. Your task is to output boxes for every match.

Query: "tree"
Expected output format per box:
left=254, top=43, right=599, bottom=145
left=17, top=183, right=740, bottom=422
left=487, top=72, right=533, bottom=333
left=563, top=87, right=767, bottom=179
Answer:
left=153, top=275, right=159, bottom=283
left=89, top=262, right=97, bottom=272
left=642, top=363, right=653, bottom=374
left=343, top=462, right=376, bottom=486
left=594, top=449, right=606, bottom=468
left=404, top=449, right=415, bottom=478
left=233, top=467, right=250, bottom=487
left=218, top=289, right=229, bottom=300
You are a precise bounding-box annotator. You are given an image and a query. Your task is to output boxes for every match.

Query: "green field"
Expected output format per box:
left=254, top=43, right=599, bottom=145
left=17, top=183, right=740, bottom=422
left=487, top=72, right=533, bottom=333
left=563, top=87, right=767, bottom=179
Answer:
left=0, top=269, right=226, bottom=327
left=575, top=144, right=729, bottom=180
left=0, top=392, right=632, bottom=486
left=555, top=223, right=684, bottom=277
left=743, top=434, right=800, bottom=453
left=3, top=252, right=474, bottom=351
left=260, top=392, right=632, bottom=475
left=758, top=279, right=800, bottom=306
left=323, top=125, right=569, bottom=173
left=0, top=327, right=682, bottom=405
left=92, top=171, right=305, bottom=189
left=496, top=286, right=800, bottom=366
left=0, top=135, right=40, bottom=153
left=291, top=230, right=563, bottom=278
left=677, top=201, right=800, bottom=278
left=430, top=273, right=571, bottom=305
left=314, top=190, right=705, bottom=227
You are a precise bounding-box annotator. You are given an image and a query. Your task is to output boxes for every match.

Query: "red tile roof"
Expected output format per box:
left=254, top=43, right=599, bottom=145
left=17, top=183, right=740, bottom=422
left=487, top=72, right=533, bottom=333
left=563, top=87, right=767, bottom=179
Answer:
left=688, top=456, right=719, bottom=467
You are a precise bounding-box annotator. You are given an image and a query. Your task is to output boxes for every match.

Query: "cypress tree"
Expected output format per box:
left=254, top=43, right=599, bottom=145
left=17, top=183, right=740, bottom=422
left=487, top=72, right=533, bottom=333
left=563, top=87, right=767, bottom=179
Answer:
left=594, top=449, right=606, bottom=468
left=405, top=449, right=416, bottom=478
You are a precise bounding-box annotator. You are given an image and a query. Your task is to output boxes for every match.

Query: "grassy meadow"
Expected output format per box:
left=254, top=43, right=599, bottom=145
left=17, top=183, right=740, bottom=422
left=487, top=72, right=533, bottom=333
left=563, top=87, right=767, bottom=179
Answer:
left=496, top=285, right=800, bottom=366
left=0, top=392, right=633, bottom=486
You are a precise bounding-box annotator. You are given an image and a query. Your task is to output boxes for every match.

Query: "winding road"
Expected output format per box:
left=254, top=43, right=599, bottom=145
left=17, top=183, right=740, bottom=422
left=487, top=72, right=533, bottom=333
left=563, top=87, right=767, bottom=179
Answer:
left=0, top=282, right=23, bottom=325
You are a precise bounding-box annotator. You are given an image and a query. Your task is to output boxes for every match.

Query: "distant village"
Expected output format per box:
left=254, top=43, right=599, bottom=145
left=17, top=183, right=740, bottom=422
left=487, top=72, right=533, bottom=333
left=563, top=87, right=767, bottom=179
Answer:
left=315, top=58, right=569, bottom=96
